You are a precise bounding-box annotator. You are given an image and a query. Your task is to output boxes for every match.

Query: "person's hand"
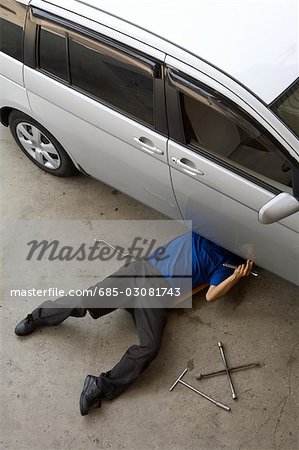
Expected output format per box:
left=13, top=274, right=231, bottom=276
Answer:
left=233, top=260, right=253, bottom=280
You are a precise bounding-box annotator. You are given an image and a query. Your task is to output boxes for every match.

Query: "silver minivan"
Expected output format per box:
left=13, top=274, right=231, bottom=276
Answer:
left=1, top=0, right=298, bottom=285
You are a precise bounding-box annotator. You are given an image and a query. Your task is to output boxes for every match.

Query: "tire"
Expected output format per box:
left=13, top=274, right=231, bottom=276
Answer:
left=9, top=111, right=78, bottom=177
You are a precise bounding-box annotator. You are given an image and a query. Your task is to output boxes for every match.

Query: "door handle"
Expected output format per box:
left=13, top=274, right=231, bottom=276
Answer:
left=171, top=157, right=204, bottom=176
left=133, top=136, right=164, bottom=155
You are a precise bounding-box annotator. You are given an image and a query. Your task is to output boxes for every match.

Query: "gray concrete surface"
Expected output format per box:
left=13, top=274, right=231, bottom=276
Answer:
left=0, top=125, right=298, bottom=450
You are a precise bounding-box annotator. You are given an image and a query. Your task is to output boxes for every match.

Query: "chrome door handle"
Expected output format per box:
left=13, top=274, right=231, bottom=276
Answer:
left=133, top=137, right=164, bottom=155
left=171, top=157, right=204, bottom=176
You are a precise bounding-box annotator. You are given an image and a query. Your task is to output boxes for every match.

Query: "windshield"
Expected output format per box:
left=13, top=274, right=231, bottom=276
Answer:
left=270, top=79, right=299, bottom=138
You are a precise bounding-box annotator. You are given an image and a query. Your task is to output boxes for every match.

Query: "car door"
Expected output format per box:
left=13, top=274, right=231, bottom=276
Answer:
left=165, top=66, right=299, bottom=285
left=23, top=6, right=182, bottom=219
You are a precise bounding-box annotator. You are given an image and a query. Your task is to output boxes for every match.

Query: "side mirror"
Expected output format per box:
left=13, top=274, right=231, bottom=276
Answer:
left=258, top=192, right=299, bottom=224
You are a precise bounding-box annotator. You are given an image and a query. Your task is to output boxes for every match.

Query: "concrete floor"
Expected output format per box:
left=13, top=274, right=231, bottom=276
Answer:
left=0, top=125, right=298, bottom=450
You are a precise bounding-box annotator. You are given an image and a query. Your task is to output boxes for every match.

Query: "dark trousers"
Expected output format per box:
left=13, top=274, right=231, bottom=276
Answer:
left=31, top=259, right=168, bottom=399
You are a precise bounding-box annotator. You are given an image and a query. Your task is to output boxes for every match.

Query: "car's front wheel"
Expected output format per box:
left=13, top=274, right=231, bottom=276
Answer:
left=9, top=111, right=78, bottom=177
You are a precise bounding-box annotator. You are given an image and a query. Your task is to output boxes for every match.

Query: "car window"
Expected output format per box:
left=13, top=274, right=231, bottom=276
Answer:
left=68, top=35, right=154, bottom=126
left=0, top=0, right=26, bottom=62
left=39, top=27, right=68, bottom=81
left=180, top=89, right=293, bottom=191
left=270, top=79, right=299, bottom=139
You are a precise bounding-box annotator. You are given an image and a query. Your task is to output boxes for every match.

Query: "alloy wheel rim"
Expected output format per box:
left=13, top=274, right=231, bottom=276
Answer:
left=16, top=122, right=61, bottom=170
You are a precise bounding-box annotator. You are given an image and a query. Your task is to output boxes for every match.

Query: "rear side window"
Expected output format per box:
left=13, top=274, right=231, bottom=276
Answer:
left=0, top=18, right=22, bottom=61
left=39, top=27, right=68, bottom=81
left=0, top=1, right=26, bottom=62
left=68, top=36, right=154, bottom=126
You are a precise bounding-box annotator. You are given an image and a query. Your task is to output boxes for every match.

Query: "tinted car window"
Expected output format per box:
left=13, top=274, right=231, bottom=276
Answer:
left=39, top=27, right=68, bottom=81
left=181, top=92, right=292, bottom=188
left=0, top=18, right=23, bottom=61
left=69, top=37, right=154, bottom=126
left=271, top=80, right=299, bottom=138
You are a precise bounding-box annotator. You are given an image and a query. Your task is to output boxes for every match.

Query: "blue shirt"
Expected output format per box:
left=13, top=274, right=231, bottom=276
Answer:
left=147, top=231, right=243, bottom=290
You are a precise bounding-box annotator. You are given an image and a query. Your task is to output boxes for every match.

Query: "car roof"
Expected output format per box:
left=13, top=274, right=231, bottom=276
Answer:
left=41, top=0, right=298, bottom=104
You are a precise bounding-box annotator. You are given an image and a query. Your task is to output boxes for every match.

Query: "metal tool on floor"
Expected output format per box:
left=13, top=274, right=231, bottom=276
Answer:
left=169, top=368, right=231, bottom=411
left=218, top=341, right=237, bottom=399
left=222, top=263, right=259, bottom=277
left=95, top=239, right=136, bottom=259
left=195, top=362, right=260, bottom=380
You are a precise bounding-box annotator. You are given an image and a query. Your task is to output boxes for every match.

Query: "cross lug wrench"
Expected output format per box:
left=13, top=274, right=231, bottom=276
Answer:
left=218, top=342, right=237, bottom=399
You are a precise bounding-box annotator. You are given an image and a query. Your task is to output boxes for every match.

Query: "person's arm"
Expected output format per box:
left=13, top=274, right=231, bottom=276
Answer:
left=206, top=260, right=253, bottom=302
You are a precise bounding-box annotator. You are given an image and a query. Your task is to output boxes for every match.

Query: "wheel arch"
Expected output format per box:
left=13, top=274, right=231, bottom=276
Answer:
left=3, top=107, right=84, bottom=172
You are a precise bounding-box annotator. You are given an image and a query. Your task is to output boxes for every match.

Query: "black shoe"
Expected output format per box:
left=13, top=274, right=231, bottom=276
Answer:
left=14, top=314, right=42, bottom=336
left=80, top=375, right=102, bottom=416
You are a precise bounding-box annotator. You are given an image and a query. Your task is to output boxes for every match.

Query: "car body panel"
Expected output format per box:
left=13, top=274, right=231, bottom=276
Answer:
left=0, top=53, right=31, bottom=116
left=0, top=53, right=24, bottom=87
